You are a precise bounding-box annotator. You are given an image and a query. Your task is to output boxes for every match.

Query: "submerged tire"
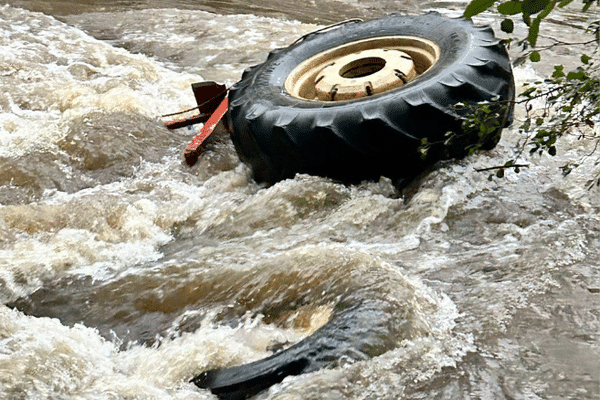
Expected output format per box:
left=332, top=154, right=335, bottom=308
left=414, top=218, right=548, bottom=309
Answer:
left=227, top=13, right=515, bottom=184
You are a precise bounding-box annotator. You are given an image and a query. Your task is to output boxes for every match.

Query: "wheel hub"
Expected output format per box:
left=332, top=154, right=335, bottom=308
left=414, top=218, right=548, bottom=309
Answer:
left=314, top=49, right=417, bottom=101
left=284, top=36, right=440, bottom=102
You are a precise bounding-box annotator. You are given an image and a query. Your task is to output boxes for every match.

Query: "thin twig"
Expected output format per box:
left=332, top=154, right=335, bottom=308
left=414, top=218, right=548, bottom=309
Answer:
left=538, top=36, right=598, bottom=50
left=161, top=105, right=199, bottom=118
left=475, top=164, right=529, bottom=172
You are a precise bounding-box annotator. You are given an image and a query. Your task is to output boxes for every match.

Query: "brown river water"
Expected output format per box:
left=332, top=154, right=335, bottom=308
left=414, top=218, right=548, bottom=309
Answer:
left=0, top=0, right=598, bottom=399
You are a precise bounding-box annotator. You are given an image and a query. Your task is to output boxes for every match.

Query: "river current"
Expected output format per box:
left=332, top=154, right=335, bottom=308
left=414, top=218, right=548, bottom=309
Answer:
left=0, top=1, right=598, bottom=399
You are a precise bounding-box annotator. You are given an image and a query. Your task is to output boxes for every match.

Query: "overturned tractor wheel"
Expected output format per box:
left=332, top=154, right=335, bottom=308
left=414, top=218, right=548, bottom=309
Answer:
left=226, top=12, right=515, bottom=184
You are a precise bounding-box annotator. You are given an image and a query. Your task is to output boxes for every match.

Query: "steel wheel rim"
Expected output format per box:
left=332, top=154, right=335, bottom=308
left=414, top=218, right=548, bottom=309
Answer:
left=284, top=36, right=441, bottom=102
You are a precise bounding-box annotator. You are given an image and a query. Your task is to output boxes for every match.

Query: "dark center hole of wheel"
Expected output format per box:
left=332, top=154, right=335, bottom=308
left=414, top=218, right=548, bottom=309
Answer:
left=340, top=57, right=386, bottom=79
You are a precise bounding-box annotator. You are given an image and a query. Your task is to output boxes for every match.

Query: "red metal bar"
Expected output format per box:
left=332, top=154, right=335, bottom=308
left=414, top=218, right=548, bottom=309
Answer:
left=164, top=82, right=227, bottom=130
left=184, top=97, right=229, bottom=166
left=165, top=113, right=211, bottom=130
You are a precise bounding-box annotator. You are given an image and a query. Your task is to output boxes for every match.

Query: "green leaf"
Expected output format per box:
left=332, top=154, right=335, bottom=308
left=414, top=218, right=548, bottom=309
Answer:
left=558, top=0, right=573, bottom=7
left=552, top=65, right=565, bottom=78
left=536, top=129, right=549, bottom=138
left=561, top=162, right=578, bottom=176
left=522, top=0, right=550, bottom=14
left=464, top=0, right=497, bottom=18
left=535, top=117, right=544, bottom=125
left=566, top=70, right=585, bottom=80
left=496, top=169, right=505, bottom=178
left=583, top=0, right=593, bottom=12
left=530, top=50, right=541, bottom=62
left=538, top=0, right=557, bottom=18
left=581, top=54, right=591, bottom=64
left=548, top=146, right=556, bottom=156
left=528, top=17, right=541, bottom=46
left=521, top=87, right=536, bottom=97
left=498, top=1, right=523, bottom=14
left=501, top=18, right=515, bottom=33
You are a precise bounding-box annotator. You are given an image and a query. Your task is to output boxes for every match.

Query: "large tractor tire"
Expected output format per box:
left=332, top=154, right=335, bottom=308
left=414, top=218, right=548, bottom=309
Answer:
left=226, top=12, right=515, bottom=184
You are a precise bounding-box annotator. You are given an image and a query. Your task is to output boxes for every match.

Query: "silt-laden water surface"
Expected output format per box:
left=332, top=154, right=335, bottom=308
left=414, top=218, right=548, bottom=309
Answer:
left=0, top=1, right=598, bottom=399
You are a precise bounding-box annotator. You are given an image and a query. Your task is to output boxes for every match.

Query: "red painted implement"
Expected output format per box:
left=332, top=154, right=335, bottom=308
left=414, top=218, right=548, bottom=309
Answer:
left=183, top=96, right=228, bottom=166
left=164, top=81, right=228, bottom=166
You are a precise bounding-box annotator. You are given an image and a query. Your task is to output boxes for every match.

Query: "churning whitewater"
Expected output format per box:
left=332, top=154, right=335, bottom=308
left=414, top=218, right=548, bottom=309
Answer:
left=1, top=2, right=598, bottom=400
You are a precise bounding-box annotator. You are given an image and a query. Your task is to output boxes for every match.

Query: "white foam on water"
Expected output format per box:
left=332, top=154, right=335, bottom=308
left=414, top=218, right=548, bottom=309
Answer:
left=0, top=304, right=302, bottom=399
left=63, top=8, right=320, bottom=84
left=240, top=260, right=476, bottom=400
left=0, top=3, right=598, bottom=399
left=0, top=158, right=253, bottom=301
left=0, top=5, right=203, bottom=159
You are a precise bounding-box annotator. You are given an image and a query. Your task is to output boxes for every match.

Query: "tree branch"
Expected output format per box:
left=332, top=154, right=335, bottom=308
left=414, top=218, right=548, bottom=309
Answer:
left=475, top=164, right=530, bottom=172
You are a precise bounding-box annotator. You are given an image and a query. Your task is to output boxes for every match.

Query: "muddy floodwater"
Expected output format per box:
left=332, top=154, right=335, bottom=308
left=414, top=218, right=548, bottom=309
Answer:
left=0, top=0, right=598, bottom=399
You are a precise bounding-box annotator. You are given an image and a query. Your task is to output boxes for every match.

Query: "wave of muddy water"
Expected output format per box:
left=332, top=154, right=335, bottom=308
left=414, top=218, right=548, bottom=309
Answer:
left=0, top=2, right=598, bottom=399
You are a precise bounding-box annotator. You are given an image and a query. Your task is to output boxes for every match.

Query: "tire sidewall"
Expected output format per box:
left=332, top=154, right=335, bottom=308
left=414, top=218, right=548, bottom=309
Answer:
left=243, top=14, right=475, bottom=110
